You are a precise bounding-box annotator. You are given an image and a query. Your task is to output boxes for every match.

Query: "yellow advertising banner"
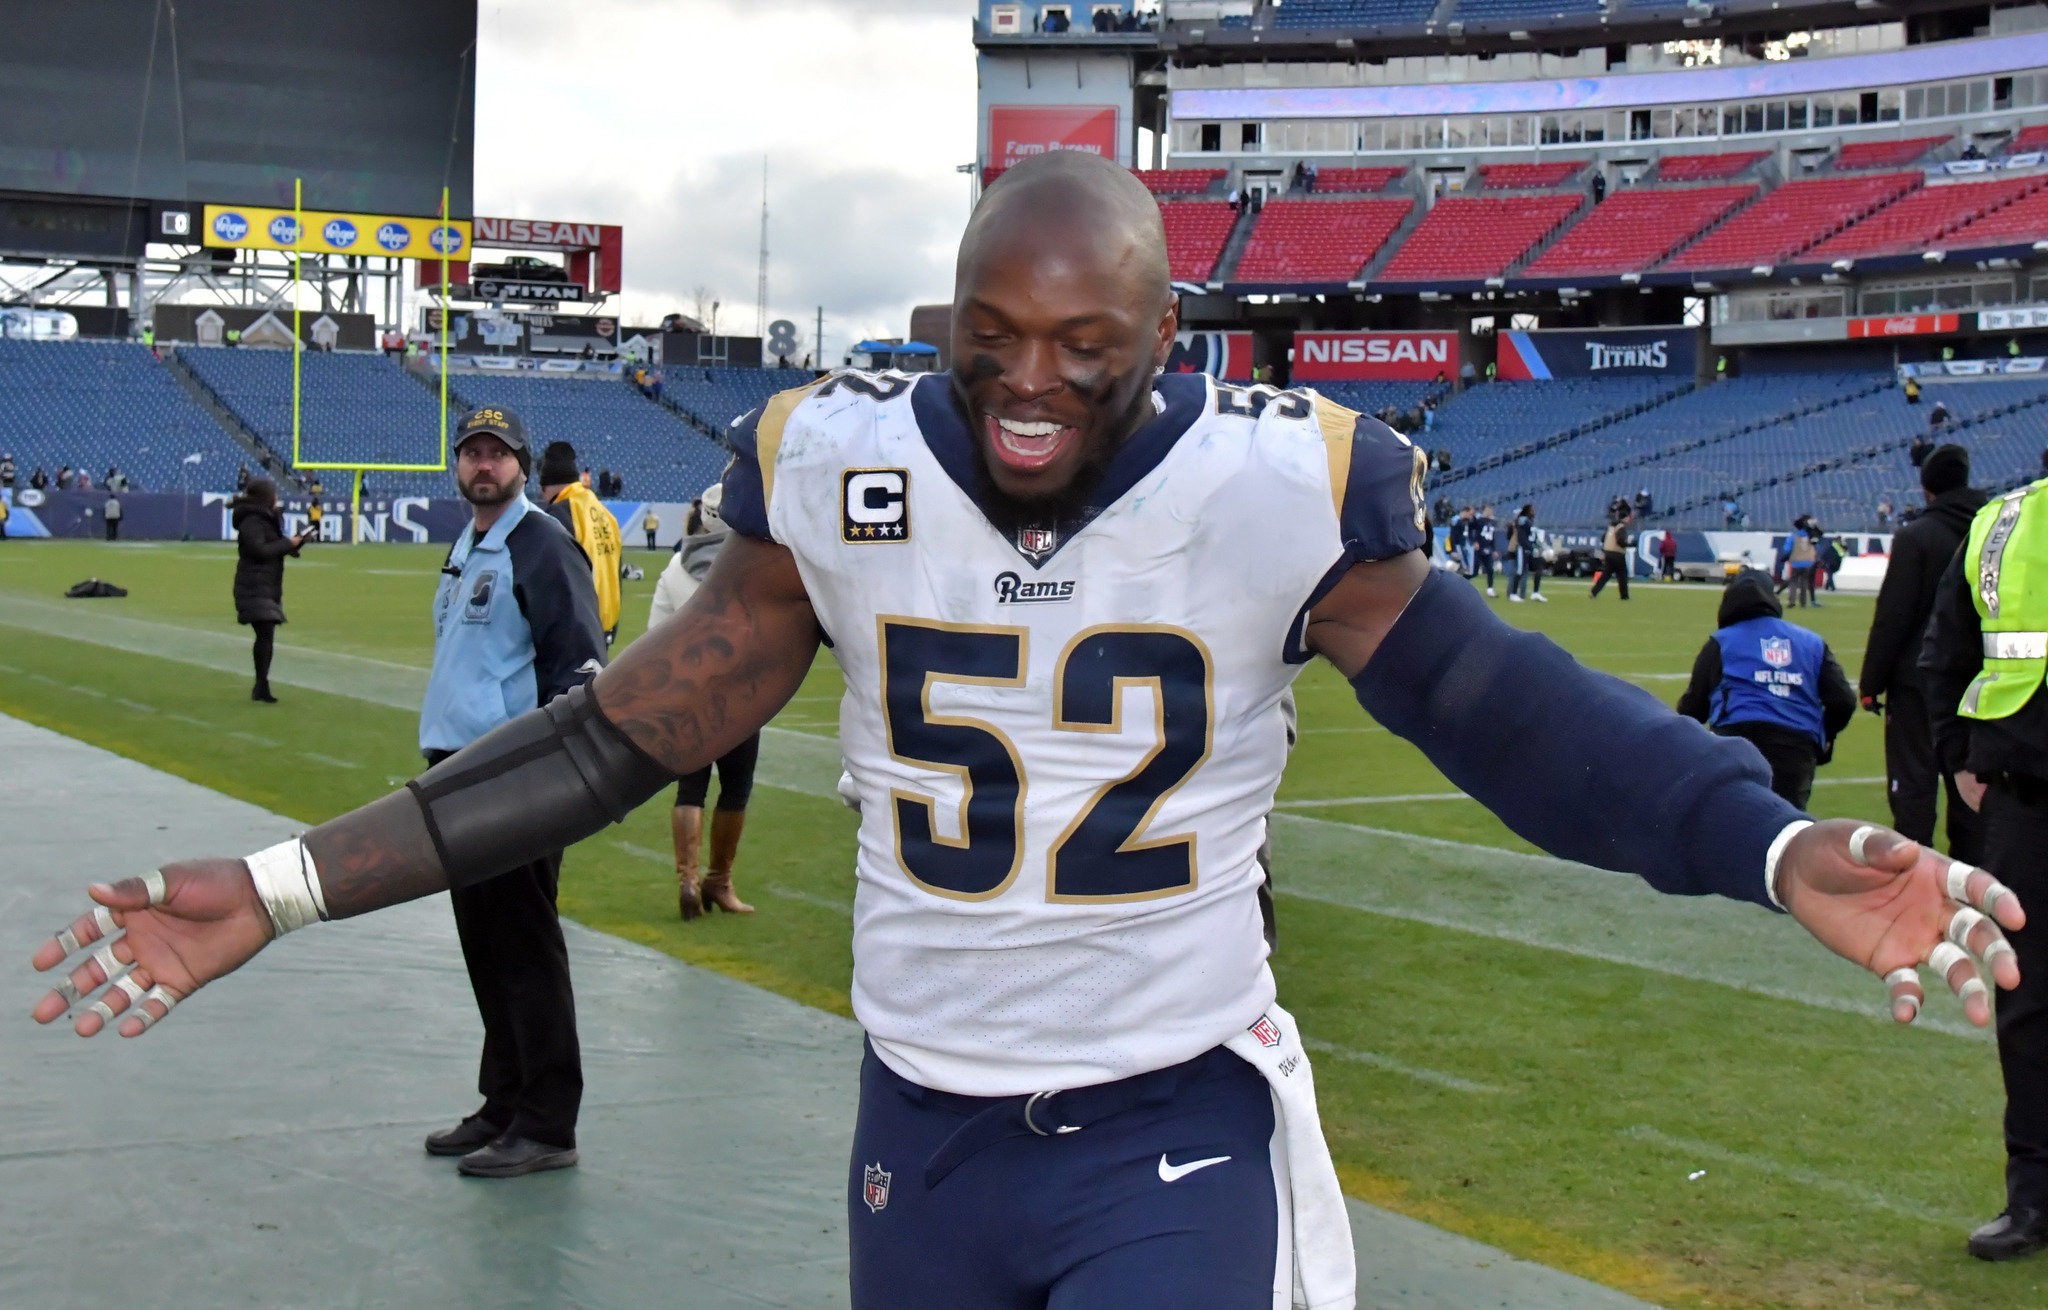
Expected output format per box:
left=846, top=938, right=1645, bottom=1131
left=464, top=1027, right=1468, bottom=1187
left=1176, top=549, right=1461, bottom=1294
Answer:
left=201, top=204, right=471, bottom=261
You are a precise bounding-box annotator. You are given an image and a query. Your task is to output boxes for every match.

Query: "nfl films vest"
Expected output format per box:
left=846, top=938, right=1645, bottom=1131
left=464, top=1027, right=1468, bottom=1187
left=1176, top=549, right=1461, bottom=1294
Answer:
left=1710, top=616, right=1829, bottom=747
left=1962, top=478, right=2048, bottom=721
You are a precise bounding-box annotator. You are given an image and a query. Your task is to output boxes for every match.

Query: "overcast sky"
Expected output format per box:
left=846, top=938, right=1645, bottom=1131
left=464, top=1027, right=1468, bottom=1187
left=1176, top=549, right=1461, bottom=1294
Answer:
left=473, top=0, right=980, bottom=359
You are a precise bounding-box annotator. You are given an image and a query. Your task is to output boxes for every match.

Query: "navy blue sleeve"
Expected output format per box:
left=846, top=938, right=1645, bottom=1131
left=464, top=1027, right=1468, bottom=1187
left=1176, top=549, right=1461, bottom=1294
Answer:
left=1354, top=569, right=1803, bottom=909
left=719, top=406, right=773, bottom=541
left=1340, top=417, right=1430, bottom=564
left=508, top=514, right=607, bottom=704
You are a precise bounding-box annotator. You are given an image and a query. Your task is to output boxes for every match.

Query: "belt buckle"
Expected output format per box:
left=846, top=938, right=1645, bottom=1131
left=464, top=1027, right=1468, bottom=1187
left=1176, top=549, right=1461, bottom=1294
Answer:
left=1023, top=1089, right=1080, bottom=1136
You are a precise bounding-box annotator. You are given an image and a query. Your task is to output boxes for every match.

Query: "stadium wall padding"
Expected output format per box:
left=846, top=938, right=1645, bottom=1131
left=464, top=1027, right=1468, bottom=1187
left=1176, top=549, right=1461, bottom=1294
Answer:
left=10, top=491, right=692, bottom=547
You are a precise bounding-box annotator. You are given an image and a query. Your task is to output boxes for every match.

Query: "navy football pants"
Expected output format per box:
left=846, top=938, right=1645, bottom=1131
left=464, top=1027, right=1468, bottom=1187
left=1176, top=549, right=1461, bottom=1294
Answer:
left=848, top=1044, right=1279, bottom=1309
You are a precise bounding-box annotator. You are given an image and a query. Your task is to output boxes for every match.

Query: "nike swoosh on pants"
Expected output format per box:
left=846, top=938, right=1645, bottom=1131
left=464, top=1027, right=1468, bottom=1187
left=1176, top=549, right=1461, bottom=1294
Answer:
left=1157, top=1153, right=1231, bottom=1183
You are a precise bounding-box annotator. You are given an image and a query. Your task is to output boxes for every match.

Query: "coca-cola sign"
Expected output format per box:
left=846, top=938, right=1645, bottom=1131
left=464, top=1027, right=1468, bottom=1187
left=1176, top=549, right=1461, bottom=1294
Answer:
left=1848, top=313, right=1960, bottom=338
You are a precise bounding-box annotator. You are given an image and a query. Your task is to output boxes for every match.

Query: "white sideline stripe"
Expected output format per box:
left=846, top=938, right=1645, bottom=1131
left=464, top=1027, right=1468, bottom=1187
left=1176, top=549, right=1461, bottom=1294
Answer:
left=0, top=594, right=1976, bottom=1040
left=1304, top=1037, right=1502, bottom=1095
left=1278, top=793, right=1472, bottom=807
left=1620, top=1125, right=1972, bottom=1227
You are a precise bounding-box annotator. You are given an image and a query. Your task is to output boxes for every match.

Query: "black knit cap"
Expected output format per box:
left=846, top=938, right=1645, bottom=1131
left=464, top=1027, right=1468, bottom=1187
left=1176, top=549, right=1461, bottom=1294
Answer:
left=1921, top=443, right=1970, bottom=496
left=537, top=440, right=580, bottom=487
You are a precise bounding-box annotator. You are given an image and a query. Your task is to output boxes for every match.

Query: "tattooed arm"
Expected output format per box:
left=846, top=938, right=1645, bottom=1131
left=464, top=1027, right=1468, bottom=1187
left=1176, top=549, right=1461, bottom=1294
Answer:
left=30, top=536, right=819, bottom=1036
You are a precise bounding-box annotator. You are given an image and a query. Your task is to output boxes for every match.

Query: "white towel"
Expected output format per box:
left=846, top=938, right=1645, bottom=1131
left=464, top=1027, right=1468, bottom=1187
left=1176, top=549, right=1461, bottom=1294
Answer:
left=1226, top=1004, right=1356, bottom=1310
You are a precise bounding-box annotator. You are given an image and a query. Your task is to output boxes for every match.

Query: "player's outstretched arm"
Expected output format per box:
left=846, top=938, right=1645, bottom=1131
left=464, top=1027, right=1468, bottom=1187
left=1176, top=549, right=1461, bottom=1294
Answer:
left=30, top=535, right=821, bottom=1038
left=1306, top=551, right=2021, bottom=1026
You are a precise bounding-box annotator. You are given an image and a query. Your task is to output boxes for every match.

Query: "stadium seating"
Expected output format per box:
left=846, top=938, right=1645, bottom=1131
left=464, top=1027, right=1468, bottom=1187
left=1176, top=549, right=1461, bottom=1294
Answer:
left=1232, top=197, right=1412, bottom=283
left=1805, top=175, right=2048, bottom=260
left=441, top=373, right=730, bottom=503
left=1939, top=185, right=2048, bottom=250
left=1477, top=161, right=1587, bottom=189
left=1271, top=0, right=1439, bottom=27
left=1655, top=151, right=1768, bottom=182
left=1313, top=381, right=1444, bottom=424
left=1523, top=185, right=1755, bottom=278
left=662, top=366, right=815, bottom=438
left=1135, top=169, right=1226, bottom=197
left=0, top=340, right=251, bottom=494
left=180, top=348, right=450, bottom=496
left=1160, top=201, right=1239, bottom=281
left=1834, top=136, right=1949, bottom=170
left=1378, top=194, right=1583, bottom=282
left=1662, top=173, right=1920, bottom=271
left=1454, top=0, right=1602, bottom=21
left=1310, top=166, right=1406, bottom=193
left=2007, top=125, right=2048, bottom=154
left=1395, top=376, right=1682, bottom=477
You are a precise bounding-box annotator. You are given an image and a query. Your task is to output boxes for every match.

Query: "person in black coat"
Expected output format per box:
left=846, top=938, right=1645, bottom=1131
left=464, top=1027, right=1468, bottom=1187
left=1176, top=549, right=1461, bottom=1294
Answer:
left=1859, top=443, right=1987, bottom=860
left=1676, top=569, right=1856, bottom=807
left=231, top=478, right=310, bottom=703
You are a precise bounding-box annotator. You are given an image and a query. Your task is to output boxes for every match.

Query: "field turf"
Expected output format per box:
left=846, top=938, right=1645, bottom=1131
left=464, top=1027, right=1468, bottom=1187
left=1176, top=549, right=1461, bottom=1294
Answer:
left=0, top=539, right=2035, bottom=1309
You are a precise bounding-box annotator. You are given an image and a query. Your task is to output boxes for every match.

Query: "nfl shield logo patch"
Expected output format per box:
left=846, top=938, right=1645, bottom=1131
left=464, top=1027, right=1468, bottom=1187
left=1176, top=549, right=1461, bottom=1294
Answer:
left=1761, top=637, right=1793, bottom=668
left=863, top=1162, right=892, bottom=1213
left=1250, top=1016, right=1283, bottom=1048
left=1016, top=525, right=1058, bottom=561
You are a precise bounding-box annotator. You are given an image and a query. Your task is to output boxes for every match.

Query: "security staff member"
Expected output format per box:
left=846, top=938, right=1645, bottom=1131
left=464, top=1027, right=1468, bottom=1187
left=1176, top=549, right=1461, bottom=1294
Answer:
left=420, top=406, right=608, bottom=1179
left=1677, top=569, right=1856, bottom=807
left=1923, top=475, right=2048, bottom=1260
left=1860, top=444, right=1985, bottom=861
left=537, top=441, right=623, bottom=644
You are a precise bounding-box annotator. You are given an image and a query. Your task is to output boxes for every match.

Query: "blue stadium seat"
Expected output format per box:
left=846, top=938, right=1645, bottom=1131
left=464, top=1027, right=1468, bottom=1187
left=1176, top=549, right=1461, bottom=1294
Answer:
left=0, top=340, right=250, bottom=493
left=662, top=366, right=818, bottom=438
left=444, top=373, right=733, bottom=504
left=1272, top=0, right=1438, bottom=29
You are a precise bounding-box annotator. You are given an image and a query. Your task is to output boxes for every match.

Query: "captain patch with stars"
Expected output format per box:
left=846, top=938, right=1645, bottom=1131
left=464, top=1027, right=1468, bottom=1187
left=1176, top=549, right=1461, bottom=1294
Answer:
left=842, top=468, right=910, bottom=544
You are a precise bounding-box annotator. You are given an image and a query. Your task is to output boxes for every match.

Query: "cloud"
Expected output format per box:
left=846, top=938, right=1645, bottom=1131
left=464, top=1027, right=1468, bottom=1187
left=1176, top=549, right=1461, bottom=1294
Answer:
left=473, top=0, right=978, bottom=355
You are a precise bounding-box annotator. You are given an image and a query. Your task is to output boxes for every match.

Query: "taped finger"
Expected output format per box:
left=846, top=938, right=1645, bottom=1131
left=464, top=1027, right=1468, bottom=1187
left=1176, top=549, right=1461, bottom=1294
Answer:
left=1949, top=907, right=1990, bottom=951
left=1947, top=860, right=1980, bottom=904
left=1929, top=941, right=1971, bottom=979
left=142, top=870, right=167, bottom=906
left=1849, top=824, right=1884, bottom=866
left=91, top=905, right=118, bottom=939
left=89, top=944, right=128, bottom=987
left=1885, top=966, right=1923, bottom=1022
left=130, top=984, right=179, bottom=1034
left=53, top=926, right=81, bottom=957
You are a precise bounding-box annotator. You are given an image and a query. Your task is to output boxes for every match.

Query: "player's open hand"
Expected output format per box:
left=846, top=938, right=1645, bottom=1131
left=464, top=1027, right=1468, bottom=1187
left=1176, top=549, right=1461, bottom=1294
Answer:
left=1777, top=820, right=2022, bottom=1028
left=29, top=860, right=273, bottom=1038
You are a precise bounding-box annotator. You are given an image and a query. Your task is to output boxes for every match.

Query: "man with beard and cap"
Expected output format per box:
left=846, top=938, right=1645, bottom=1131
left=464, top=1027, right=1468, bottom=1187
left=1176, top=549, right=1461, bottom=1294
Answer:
left=414, top=405, right=607, bottom=1178
left=1860, top=443, right=1987, bottom=862
left=1677, top=568, right=1857, bottom=808
left=538, top=439, right=623, bottom=645
left=33, top=151, right=2030, bottom=1310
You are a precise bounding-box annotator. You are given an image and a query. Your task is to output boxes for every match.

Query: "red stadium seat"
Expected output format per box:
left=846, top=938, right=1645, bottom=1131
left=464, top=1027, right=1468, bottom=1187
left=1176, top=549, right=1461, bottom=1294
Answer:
left=1159, top=201, right=1238, bottom=281
left=1524, top=186, right=1756, bottom=278
left=1135, top=169, right=1227, bottom=196
left=1834, top=136, right=1949, bottom=170
left=2007, top=125, right=2048, bottom=154
left=1662, top=173, right=1921, bottom=271
left=1808, top=176, right=2048, bottom=260
left=1311, top=166, right=1407, bottom=193
left=1378, top=194, right=1583, bottom=282
left=1478, top=161, right=1587, bottom=189
left=1232, top=197, right=1414, bottom=283
left=1656, top=152, right=1769, bottom=182
left=1941, top=186, right=2048, bottom=249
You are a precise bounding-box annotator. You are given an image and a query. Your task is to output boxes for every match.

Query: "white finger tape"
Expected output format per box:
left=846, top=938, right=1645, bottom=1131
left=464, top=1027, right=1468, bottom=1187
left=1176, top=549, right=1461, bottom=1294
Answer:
left=1949, top=907, right=1989, bottom=949
left=113, top=975, right=145, bottom=1004
left=1895, top=991, right=1922, bottom=1019
left=90, top=944, right=124, bottom=982
left=54, top=928, right=80, bottom=957
left=1929, top=942, right=1971, bottom=978
left=51, top=978, right=83, bottom=1006
left=1885, top=967, right=1921, bottom=989
left=1848, top=824, right=1883, bottom=866
left=1948, top=860, right=1980, bottom=904
left=88, top=999, right=116, bottom=1025
left=142, top=870, right=167, bottom=906
left=1983, top=880, right=2019, bottom=916
left=1986, top=938, right=2018, bottom=967
left=1961, top=977, right=1990, bottom=1005
left=143, top=984, right=178, bottom=1014
left=91, top=905, right=118, bottom=938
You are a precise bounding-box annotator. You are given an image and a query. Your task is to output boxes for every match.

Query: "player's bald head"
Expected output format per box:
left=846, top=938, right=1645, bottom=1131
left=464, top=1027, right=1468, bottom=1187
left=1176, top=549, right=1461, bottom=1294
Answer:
left=956, top=152, right=1172, bottom=313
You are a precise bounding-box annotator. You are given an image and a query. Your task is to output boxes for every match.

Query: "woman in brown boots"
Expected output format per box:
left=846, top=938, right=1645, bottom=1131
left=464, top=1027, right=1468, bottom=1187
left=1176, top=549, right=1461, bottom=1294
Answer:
left=646, top=484, right=759, bottom=918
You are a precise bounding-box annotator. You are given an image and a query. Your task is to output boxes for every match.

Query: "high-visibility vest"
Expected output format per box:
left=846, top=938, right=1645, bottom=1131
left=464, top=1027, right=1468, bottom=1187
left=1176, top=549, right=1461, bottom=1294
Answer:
left=550, top=482, right=622, bottom=635
left=1960, top=478, right=2048, bottom=721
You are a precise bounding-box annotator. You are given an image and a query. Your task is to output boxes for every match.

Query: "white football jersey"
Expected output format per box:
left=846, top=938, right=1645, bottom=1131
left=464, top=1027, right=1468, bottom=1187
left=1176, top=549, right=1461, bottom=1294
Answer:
left=722, top=370, right=1427, bottom=1095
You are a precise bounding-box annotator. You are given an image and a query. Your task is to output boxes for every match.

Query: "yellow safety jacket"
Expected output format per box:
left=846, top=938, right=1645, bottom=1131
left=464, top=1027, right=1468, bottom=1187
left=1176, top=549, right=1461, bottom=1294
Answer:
left=548, top=482, right=622, bottom=637
left=1961, top=477, right=2048, bottom=720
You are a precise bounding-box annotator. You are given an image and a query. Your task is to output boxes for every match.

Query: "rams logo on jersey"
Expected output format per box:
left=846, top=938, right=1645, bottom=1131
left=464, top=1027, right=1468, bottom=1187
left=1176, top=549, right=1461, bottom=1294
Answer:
left=841, top=468, right=909, bottom=544
left=993, top=572, right=1075, bottom=605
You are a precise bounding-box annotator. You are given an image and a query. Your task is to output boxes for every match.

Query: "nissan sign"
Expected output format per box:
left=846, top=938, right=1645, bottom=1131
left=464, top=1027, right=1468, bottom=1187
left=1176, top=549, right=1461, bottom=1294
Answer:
left=1291, top=331, right=1458, bottom=381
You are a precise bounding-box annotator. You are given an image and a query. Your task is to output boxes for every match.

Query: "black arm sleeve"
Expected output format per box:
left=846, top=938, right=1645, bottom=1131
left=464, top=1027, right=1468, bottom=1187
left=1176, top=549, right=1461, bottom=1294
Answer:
left=509, top=515, right=607, bottom=703
left=1674, top=639, right=1721, bottom=724
left=1353, top=569, right=1802, bottom=908
left=1919, top=544, right=1982, bottom=774
left=1819, top=646, right=1858, bottom=743
left=1859, top=531, right=1923, bottom=699
left=407, top=682, right=674, bottom=888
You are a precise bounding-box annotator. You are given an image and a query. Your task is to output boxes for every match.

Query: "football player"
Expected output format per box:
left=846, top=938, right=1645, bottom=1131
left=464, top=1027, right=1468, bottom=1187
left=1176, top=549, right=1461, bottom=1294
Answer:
left=33, top=152, right=2024, bottom=1310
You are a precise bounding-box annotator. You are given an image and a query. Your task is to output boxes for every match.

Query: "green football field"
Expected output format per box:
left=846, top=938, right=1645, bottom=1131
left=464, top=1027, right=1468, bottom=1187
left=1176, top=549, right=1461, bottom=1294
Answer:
left=0, top=539, right=2032, bottom=1309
